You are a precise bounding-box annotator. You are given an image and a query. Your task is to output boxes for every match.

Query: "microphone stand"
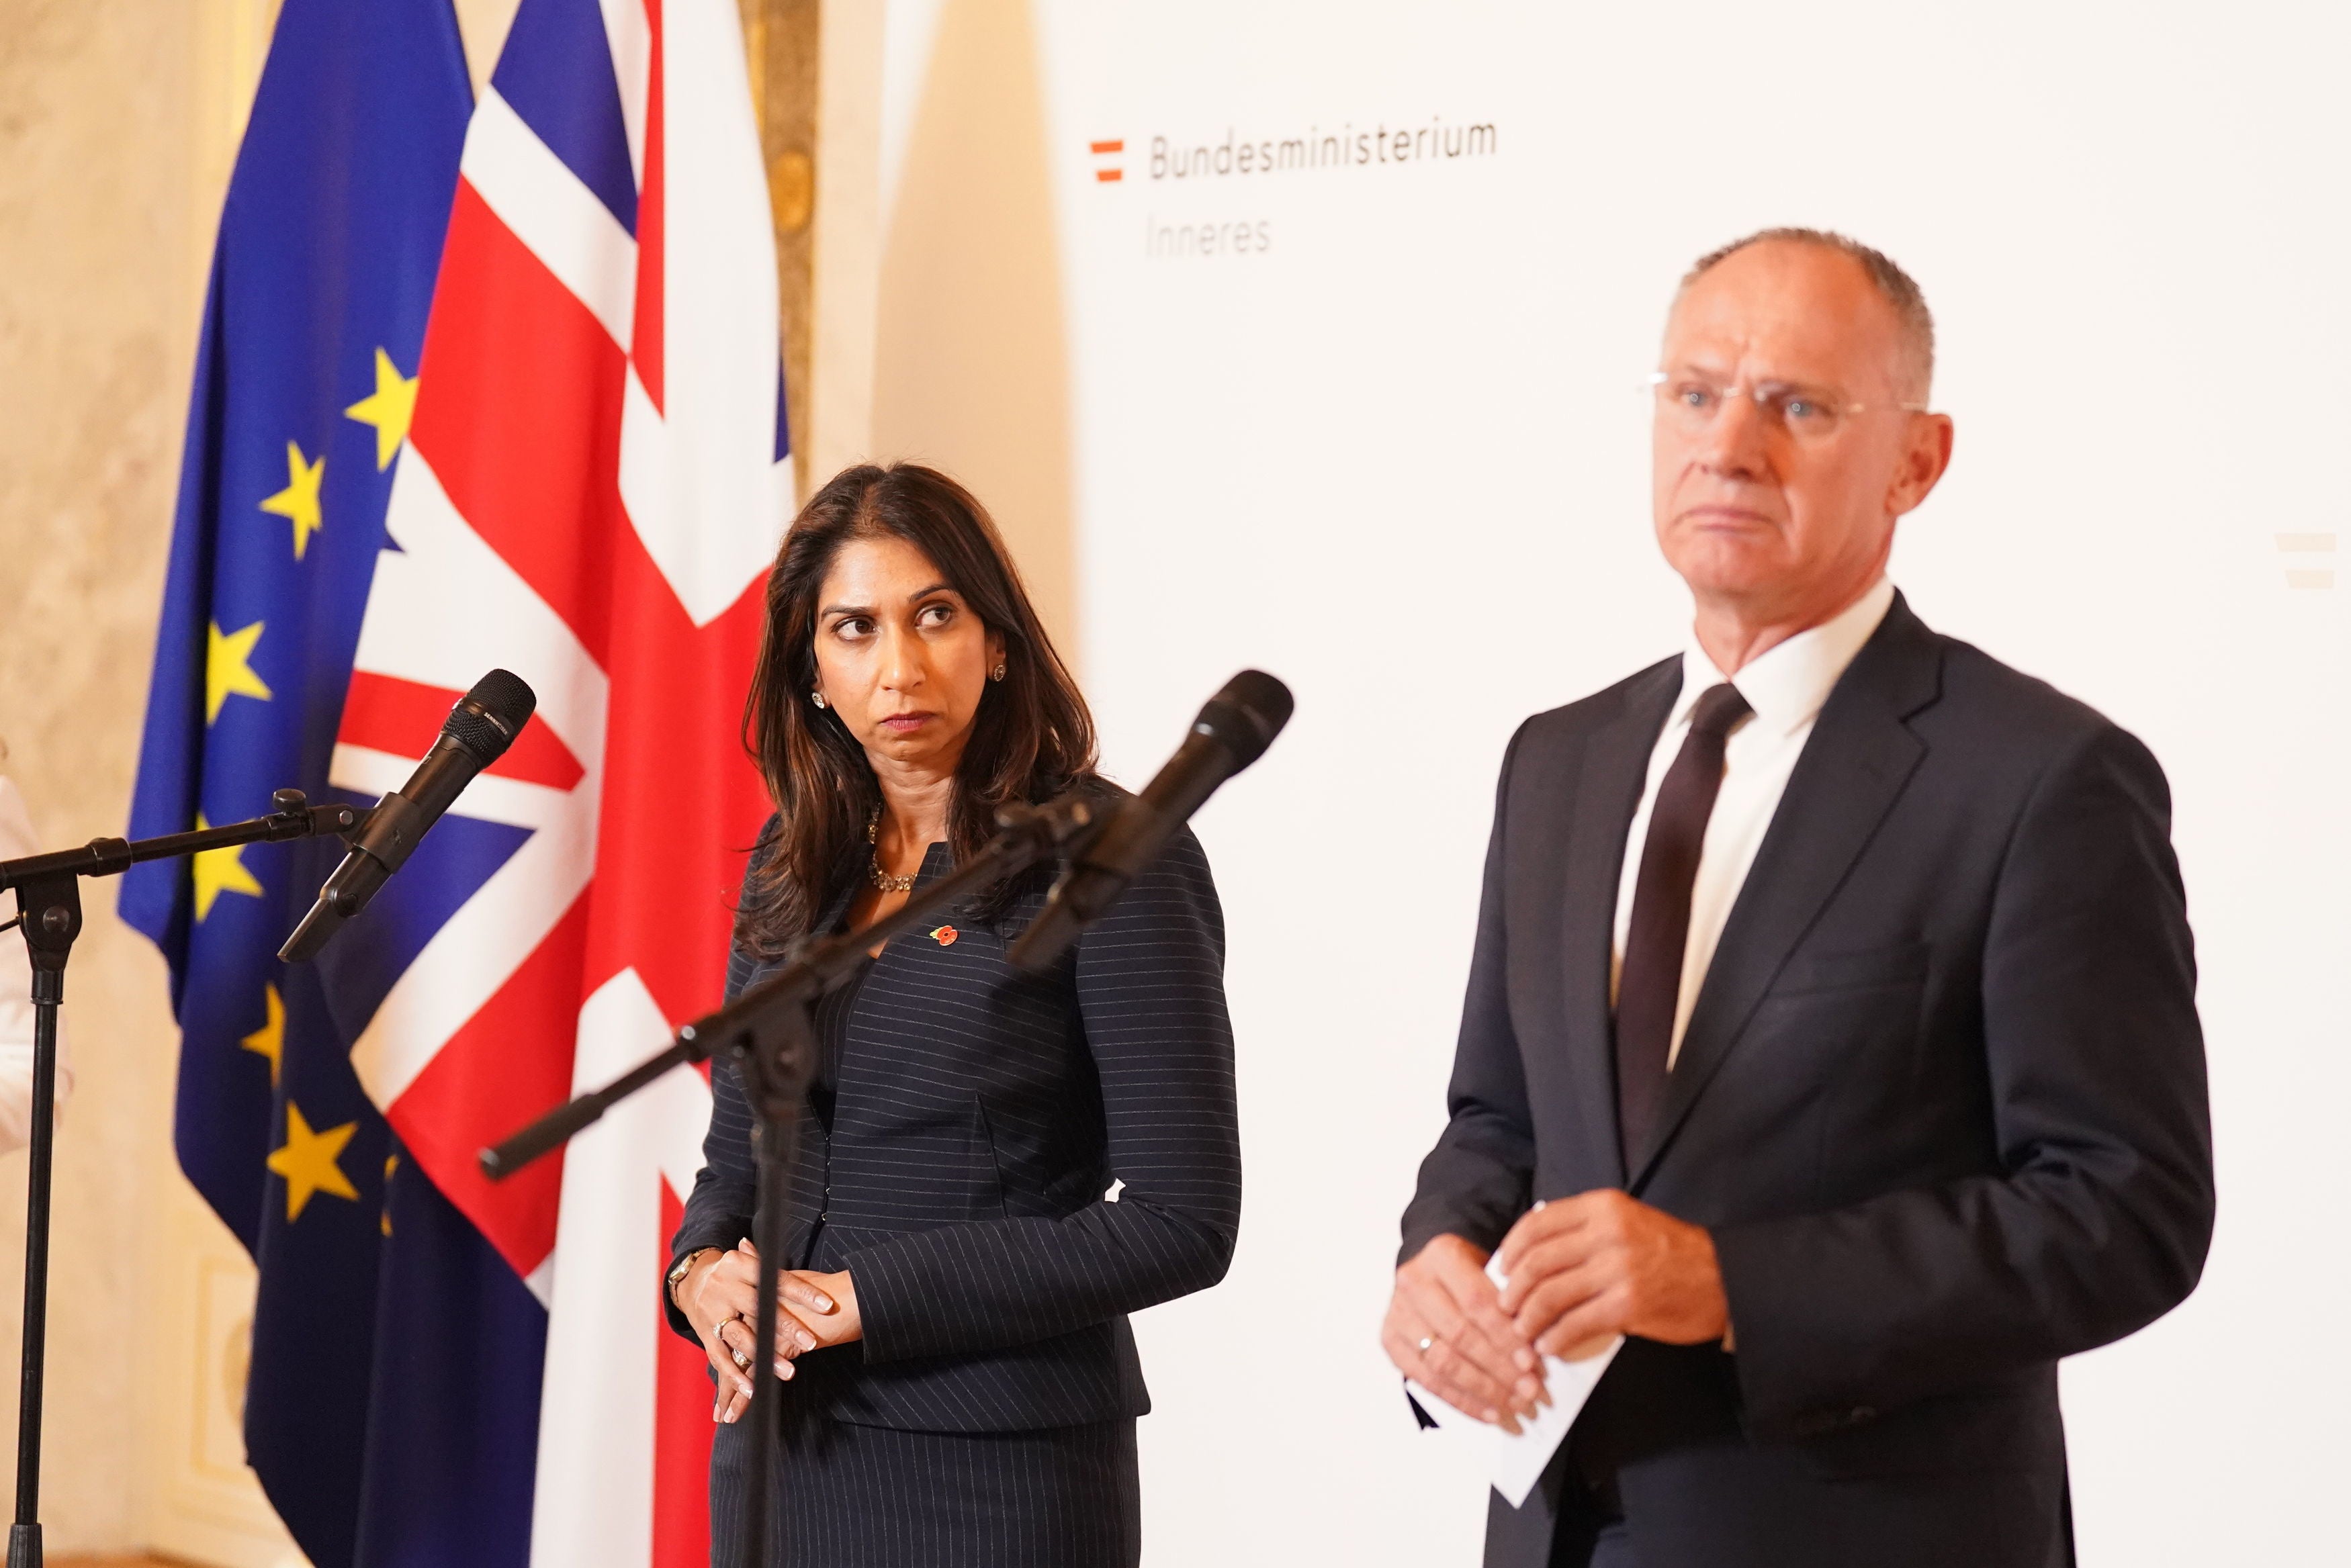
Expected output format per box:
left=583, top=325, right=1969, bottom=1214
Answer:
left=0, top=789, right=360, bottom=1568
left=479, top=794, right=1102, bottom=1567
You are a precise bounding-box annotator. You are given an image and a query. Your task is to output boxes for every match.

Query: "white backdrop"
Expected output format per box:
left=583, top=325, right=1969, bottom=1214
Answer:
left=883, top=2, right=2350, bottom=1561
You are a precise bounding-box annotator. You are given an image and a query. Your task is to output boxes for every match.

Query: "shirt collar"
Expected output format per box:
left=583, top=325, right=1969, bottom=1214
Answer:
left=1671, top=576, right=1896, bottom=739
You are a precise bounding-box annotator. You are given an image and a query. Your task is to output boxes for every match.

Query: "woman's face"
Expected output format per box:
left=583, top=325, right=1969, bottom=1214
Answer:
left=809, top=535, right=1004, bottom=776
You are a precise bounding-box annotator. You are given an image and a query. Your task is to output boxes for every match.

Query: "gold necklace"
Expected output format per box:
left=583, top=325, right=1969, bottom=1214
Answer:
left=867, top=807, right=916, bottom=893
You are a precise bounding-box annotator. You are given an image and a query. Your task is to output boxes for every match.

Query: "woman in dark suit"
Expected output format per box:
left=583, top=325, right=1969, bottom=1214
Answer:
left=663, top=463, right=1241, bottom=1567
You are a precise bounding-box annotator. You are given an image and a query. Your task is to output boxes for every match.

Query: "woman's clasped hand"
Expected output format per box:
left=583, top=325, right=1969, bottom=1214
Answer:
left=677, top=1240, right=862, bottom=1424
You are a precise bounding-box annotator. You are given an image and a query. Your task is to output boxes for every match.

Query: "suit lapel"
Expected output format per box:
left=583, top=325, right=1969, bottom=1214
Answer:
left=1628, top=596, right=1944, bottom=1189
left=1561, top=659, right=1680, bottom=1187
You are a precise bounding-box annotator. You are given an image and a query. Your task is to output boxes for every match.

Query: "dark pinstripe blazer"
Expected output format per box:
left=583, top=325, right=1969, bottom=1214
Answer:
left=666, top=820, right=1241, bottom=1433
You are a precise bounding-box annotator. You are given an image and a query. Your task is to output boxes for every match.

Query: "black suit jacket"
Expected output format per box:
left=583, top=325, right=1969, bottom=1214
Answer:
left=668, top=823, right=1241, bottom=1432
left=1401, top=596, right=2213, bottom=1568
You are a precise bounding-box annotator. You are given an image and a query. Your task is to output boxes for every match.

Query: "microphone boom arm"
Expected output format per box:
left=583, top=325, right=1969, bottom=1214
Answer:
left=477, top=792, right=1102, bottom=1181
left=0, top=789, right=359, bottom=894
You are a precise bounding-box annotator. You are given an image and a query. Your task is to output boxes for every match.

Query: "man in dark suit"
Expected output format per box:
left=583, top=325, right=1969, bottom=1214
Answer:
left=1382, top=229, right=2213, bottom=1568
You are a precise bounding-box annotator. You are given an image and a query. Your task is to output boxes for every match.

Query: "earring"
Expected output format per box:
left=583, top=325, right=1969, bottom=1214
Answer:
left=811, top=690, right=828, bottom=709
left=991, top=663, right=1007, bottom=682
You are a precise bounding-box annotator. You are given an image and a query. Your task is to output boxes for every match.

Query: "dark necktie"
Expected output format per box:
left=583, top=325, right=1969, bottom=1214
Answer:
left=1615, top=681, right=1751, bottom=1166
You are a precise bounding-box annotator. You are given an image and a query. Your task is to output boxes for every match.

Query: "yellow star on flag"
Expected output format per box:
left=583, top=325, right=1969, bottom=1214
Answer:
left=382, top=1153, right=399, bottom=1236
left=241, top=983, right=284, bottom=1086
left=206, top=619, right=273, bottom=724
left=344, top=347, right=419, bottom=471
left=259, top=439, right=326, bottom=559
left=266, top=1100, right=360, bottom=1223
left=191, top=813, right=264, bottom=921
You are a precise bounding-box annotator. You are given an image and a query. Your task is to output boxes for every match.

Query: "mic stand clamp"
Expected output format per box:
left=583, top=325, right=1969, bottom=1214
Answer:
left=0, top=788, right=358, bottom=1568
left=478, top=793, right=1101, bottom=1565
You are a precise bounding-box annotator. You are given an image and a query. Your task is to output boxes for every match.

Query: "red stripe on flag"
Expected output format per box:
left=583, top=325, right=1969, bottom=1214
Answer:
left=654, top=1183, right=715, bottom=1568
left=631, top=0, right=666, bottom=413
left=386, top=893, right=592, bottom=1275
left=1089, top=139, right=1123, bottom=153
left=1095, top=169, right=1123, bottom=183
left=338, top=670, right=586, bottom=789
left=578, top=527, right=770, bottom=1026
left=408, top=179, right=627, bottom=665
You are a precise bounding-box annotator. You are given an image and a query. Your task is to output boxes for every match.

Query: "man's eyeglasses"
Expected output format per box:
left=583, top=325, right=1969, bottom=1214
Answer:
left=1646, top=372, right=1928, bottom=443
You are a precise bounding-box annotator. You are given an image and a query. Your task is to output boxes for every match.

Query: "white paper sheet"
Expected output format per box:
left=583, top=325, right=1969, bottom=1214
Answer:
left=1403, top=1254, right=1623, bottom=1508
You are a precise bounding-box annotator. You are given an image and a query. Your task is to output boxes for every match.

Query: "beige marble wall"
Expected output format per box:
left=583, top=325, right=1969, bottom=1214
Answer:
left=0, top=0, right=218, bottom=1553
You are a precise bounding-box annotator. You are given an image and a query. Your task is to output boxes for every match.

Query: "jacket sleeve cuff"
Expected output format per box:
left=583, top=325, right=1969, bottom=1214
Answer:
left=662, top=1220, right=748, bottom=1344
left=1399, top=1194, right=1521, bottom=1268
left=1712, top=1215, right=1877, bottom=1440
left=840, top=1238, right=924, bottom=1364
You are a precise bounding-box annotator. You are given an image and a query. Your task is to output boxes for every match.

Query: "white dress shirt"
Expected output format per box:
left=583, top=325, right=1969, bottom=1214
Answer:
left=1611, top=578, right=1896, bottom=1069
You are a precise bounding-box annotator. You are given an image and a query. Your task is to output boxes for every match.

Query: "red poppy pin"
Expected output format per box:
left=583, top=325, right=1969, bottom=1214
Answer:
left=929, top=925, right=959, bottom=947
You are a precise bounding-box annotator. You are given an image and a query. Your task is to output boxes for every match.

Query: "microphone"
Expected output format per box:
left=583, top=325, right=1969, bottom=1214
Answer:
left=1008, top=670, right=1292, bottom=973
left=279, top=670, right=538, bottom=963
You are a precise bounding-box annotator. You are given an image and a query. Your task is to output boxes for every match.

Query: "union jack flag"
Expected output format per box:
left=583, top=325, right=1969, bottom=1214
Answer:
left=322, top=0, right=784, bottom=1561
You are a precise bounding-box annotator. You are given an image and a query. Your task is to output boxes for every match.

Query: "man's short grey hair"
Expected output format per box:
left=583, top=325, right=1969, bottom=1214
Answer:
left=1679, top=227, right=1936, bottom=400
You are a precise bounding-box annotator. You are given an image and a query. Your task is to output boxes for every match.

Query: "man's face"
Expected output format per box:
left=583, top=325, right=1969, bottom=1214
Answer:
left=1651, top=242, right=1951, bottom=625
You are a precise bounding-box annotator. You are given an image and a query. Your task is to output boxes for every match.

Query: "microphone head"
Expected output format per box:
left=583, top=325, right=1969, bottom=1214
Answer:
left=1193, top=670, right=1293, bottom=770
left=441, top=669, right=538, bottom=764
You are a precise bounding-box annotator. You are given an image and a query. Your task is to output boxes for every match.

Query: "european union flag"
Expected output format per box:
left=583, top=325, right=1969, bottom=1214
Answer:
left=120, top=5, right=540, bottom=1564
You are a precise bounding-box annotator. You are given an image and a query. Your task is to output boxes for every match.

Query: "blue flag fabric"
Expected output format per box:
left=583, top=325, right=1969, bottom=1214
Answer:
left=122, top=5, right=545, bottom=1564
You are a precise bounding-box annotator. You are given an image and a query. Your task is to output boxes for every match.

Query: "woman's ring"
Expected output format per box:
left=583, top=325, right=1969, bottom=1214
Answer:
left=732, top=1348, right=750, bottom=1369
left=1417, top=1336, right=1433, bottom=1353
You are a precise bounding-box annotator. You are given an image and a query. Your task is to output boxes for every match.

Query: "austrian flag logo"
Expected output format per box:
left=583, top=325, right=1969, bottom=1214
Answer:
left=1090, top=138, right=1124, bottom=183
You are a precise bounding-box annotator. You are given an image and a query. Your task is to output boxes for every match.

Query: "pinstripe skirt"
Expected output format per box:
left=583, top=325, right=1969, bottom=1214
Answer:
left=709, top=1407, right=1141, bottom=1568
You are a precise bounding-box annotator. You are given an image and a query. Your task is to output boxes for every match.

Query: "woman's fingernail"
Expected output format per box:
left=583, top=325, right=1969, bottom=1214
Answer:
left=796, top=1330, right=816, bottom=1351
left=775, top=1361, right=794, bottom=1380
left=813, top=1295, right=834, bottom=1311
left=725, top=1405, right=740, bottom=1424
left=712, top=1397, right=723, bottom=1420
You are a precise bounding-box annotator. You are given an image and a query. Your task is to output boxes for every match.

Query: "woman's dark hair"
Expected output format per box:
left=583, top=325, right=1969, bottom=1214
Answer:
left=736, top=462, right=1097, bottom=956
